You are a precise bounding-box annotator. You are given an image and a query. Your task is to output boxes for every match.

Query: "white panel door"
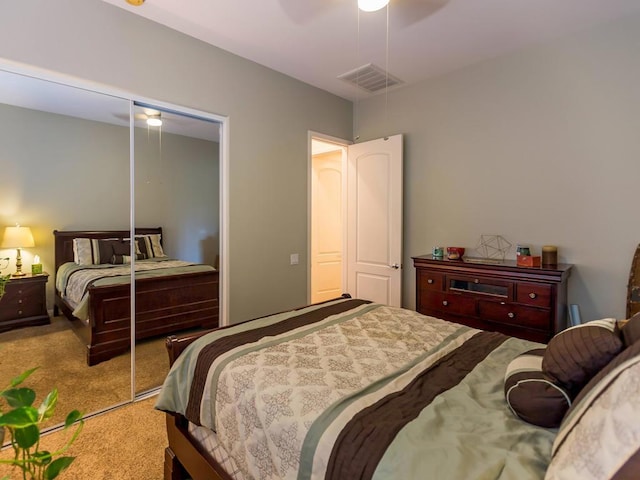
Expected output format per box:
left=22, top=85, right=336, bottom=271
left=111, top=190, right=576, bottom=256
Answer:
left=346, top=135, right=403, bottom=306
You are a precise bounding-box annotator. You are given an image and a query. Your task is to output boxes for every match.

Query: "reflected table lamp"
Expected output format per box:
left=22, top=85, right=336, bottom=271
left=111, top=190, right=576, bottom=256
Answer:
left=1, top=225, right=35, bottom=277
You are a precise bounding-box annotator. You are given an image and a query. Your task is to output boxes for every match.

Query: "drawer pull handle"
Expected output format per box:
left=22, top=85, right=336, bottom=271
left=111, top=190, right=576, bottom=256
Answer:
left=442, top=300, right=449, bottom=306
left=507, top=312, right=515, bottom=319
left=18, top=299, right=22, bottom=304
left=529, top=293, right=537, bottom=299
left=18, top=310, right=23, bottom=315
left=474, top=279, right=479, bottom=284
left=18, top=290, right=23, bottom=294
left=427, top=279, right=434, bottom=284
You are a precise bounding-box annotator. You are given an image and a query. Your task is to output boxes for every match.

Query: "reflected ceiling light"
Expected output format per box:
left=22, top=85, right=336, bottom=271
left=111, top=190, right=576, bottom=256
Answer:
left=126, top=0, right=145, bottom=6
left=358, top=0, right=389, bottom=12
left=147, top=114, right=162, bottom=127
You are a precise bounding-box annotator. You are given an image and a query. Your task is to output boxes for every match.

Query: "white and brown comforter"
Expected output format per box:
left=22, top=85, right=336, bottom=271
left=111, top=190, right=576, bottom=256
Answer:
left=56, top=258, right=215, bottom=321
left=156, top=298, right=555, bottom=480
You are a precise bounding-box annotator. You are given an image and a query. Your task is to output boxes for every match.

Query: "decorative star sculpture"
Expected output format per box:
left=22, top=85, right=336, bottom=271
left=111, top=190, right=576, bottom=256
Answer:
left=475, top=235, right=512, bottom=261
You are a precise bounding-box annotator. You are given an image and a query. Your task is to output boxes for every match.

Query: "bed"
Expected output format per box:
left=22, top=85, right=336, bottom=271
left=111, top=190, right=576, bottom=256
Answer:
left=156, top=296, right=640, bottom=480
left=53, top=228, right=219, bottom=366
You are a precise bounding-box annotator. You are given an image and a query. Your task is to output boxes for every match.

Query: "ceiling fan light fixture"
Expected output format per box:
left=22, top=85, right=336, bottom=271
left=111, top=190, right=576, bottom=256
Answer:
left=358, top=0, right=389, bottom=12
left=147, top=114, right=162, bottom=127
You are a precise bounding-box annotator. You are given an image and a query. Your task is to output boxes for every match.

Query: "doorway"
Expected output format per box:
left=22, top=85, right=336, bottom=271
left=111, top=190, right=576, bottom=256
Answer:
left=309, top=133, right=403, bottom=307
left=310, top=136, right=348, bottom=304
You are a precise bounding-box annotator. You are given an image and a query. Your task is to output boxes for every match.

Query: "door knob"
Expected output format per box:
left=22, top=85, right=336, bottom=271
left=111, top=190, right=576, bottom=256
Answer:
left=390, top=263, right=400, bottom=269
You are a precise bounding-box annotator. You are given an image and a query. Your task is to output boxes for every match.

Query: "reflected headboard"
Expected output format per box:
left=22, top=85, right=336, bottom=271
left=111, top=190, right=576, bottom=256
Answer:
left=52, top=227, right=163, bottom=273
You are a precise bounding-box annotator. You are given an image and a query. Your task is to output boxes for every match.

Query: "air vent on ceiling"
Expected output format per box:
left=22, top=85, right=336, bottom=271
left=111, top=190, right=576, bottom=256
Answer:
left=338, top=63, right=403, bottom=93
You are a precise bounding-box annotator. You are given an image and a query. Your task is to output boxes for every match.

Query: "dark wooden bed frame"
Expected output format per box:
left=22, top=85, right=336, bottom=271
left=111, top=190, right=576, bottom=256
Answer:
left=164, top=329, right=230, bottom=480
left=53, top=228, right=219, bottom=367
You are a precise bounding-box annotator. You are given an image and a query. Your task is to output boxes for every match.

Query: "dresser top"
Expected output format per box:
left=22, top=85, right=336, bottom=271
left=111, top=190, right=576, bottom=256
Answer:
left=412, top=255, right=572, bottom=279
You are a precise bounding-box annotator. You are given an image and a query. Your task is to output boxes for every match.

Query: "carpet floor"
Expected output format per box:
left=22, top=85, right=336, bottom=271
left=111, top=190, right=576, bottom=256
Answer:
left=0, top=396, right=166, bottom=479
left=0, top=316, right=170, bottom=429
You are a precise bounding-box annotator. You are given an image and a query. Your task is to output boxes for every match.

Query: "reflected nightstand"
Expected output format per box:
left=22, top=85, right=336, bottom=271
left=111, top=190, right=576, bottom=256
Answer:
left=0, top=273, right=50, bottom=332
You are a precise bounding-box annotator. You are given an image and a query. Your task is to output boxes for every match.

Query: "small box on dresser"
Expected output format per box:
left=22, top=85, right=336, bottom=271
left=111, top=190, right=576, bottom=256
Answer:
left=412, top=256, right=572, bottom=343
left=0, top=273, right=50, bottom=332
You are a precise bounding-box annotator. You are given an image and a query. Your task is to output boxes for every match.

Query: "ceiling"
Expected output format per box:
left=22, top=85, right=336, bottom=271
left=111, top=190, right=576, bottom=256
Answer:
left=0, top=69, right=220, bottom=141
left=101, top=0, right=640, bottom=101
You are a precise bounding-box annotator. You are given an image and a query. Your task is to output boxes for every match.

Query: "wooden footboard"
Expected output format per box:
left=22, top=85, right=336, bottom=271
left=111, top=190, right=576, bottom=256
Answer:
left=54, top=270, right=218, bottom=366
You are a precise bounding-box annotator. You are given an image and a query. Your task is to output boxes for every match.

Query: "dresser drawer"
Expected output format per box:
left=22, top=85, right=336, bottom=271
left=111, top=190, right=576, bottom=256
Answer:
left=516, top=282, right=551, bottom=308
left=422, top=291, right=476, bottom=317
left=478, top=300, right=550, bottom=331
left=418, top=270, right=444, bottom=291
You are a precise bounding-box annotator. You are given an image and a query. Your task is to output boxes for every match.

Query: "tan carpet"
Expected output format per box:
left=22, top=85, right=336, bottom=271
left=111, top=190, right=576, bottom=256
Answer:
left=0, top=396, right=166, bottom=480
left=0, top=316, right=170, bottom=429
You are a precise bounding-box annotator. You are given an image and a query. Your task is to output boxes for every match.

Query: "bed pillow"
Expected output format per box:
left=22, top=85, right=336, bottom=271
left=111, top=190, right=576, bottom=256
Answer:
left=544, top=341, right=640, bottom=480
left=542, top=318, right=624, bottom=397
left=73, top=238, right=126, bottom=265
left=135, top=234, right=166, bottom=259
left=110, top=253, right=146, bottom=265
left=620, top=311, right=640, bottom=347
left=504, top=348, right=571, bottom=428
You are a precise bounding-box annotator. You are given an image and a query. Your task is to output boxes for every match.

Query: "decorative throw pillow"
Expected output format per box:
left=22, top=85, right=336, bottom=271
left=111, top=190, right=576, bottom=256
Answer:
left=110, top=253, right=146, bottom=265
left=73, top=238, right=141, bottom=265
left=136, top=234, right=166, bottom=259
left=504, top=348, right=571, bottom=428
left=73, top=238, right=123, bottom=265
left=73, top=238, right=94, bottom=265
left=545, top=341, right=640, bottom=480
left=542, top=318, right=623, bottom=397
left=621, top=311, right=640, bottom=347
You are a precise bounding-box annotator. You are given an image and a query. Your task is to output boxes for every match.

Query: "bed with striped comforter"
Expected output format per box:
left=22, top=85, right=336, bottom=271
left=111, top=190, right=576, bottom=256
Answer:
left=156, top=297, right=554, bottom=480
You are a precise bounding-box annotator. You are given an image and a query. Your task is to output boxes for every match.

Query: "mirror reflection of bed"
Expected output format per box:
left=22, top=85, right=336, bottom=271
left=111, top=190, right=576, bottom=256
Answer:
left=0, top=67, right=221, bottom=431
left=53, top=228, right=219, bottom=368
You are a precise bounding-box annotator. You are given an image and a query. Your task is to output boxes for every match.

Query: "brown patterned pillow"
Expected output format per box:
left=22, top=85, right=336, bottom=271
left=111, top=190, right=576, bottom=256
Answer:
left=621, top=312, right=640, bottom=347
left=135, top=234, right=166, bottom=258
left=73, top=238, right=126, bottom=265
left=542, top=319, right=623, bottom=398
left=504, top=348, right=571, bottom=428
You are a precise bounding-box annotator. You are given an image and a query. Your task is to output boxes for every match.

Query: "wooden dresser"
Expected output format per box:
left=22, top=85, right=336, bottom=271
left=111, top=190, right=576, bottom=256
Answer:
left=0, top=273, right=50, bottom=332
left=412, top=255, right=572, bottom=343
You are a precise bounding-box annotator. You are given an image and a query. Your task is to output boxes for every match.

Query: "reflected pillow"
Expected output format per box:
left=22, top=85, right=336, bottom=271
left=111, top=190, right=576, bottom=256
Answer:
left=136, top=234, right=166, bottom=259
left=504, top=348, right=571, bottom=428
left=73, top=238, right=125, bottom=265
left=110, top=253, right=146, bottom=265
left=542, top=318, right=623, bottom=397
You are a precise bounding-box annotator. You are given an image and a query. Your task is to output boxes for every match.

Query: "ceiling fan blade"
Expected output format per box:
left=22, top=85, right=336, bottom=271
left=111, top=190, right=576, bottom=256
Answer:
left=278, top=0, right=341, bottom=24
left=391, top=0, right=449, bottom=28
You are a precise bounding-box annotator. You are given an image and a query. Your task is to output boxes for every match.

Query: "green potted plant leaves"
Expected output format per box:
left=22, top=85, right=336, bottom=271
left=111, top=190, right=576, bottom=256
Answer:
left=0, top=279, right=83, bottom=480
left=0, top=368, right=83, bottom=480
left=0, top=273, right=9, bottom=300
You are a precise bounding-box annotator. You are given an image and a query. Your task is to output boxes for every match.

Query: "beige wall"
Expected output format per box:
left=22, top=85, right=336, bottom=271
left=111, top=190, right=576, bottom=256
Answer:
left=355, top=15, right=640, bottom=322
left=0, top=0, right=353, bottom=323
left=5, top=1, right=633, bottom=324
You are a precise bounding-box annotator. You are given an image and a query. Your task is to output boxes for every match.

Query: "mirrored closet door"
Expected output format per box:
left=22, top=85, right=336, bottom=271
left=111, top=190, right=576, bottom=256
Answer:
left=132, top=103, right=221, bottom=397
left=0, top=67, right=223, bottom=431
left=0, top=69, right=132, bottom=429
